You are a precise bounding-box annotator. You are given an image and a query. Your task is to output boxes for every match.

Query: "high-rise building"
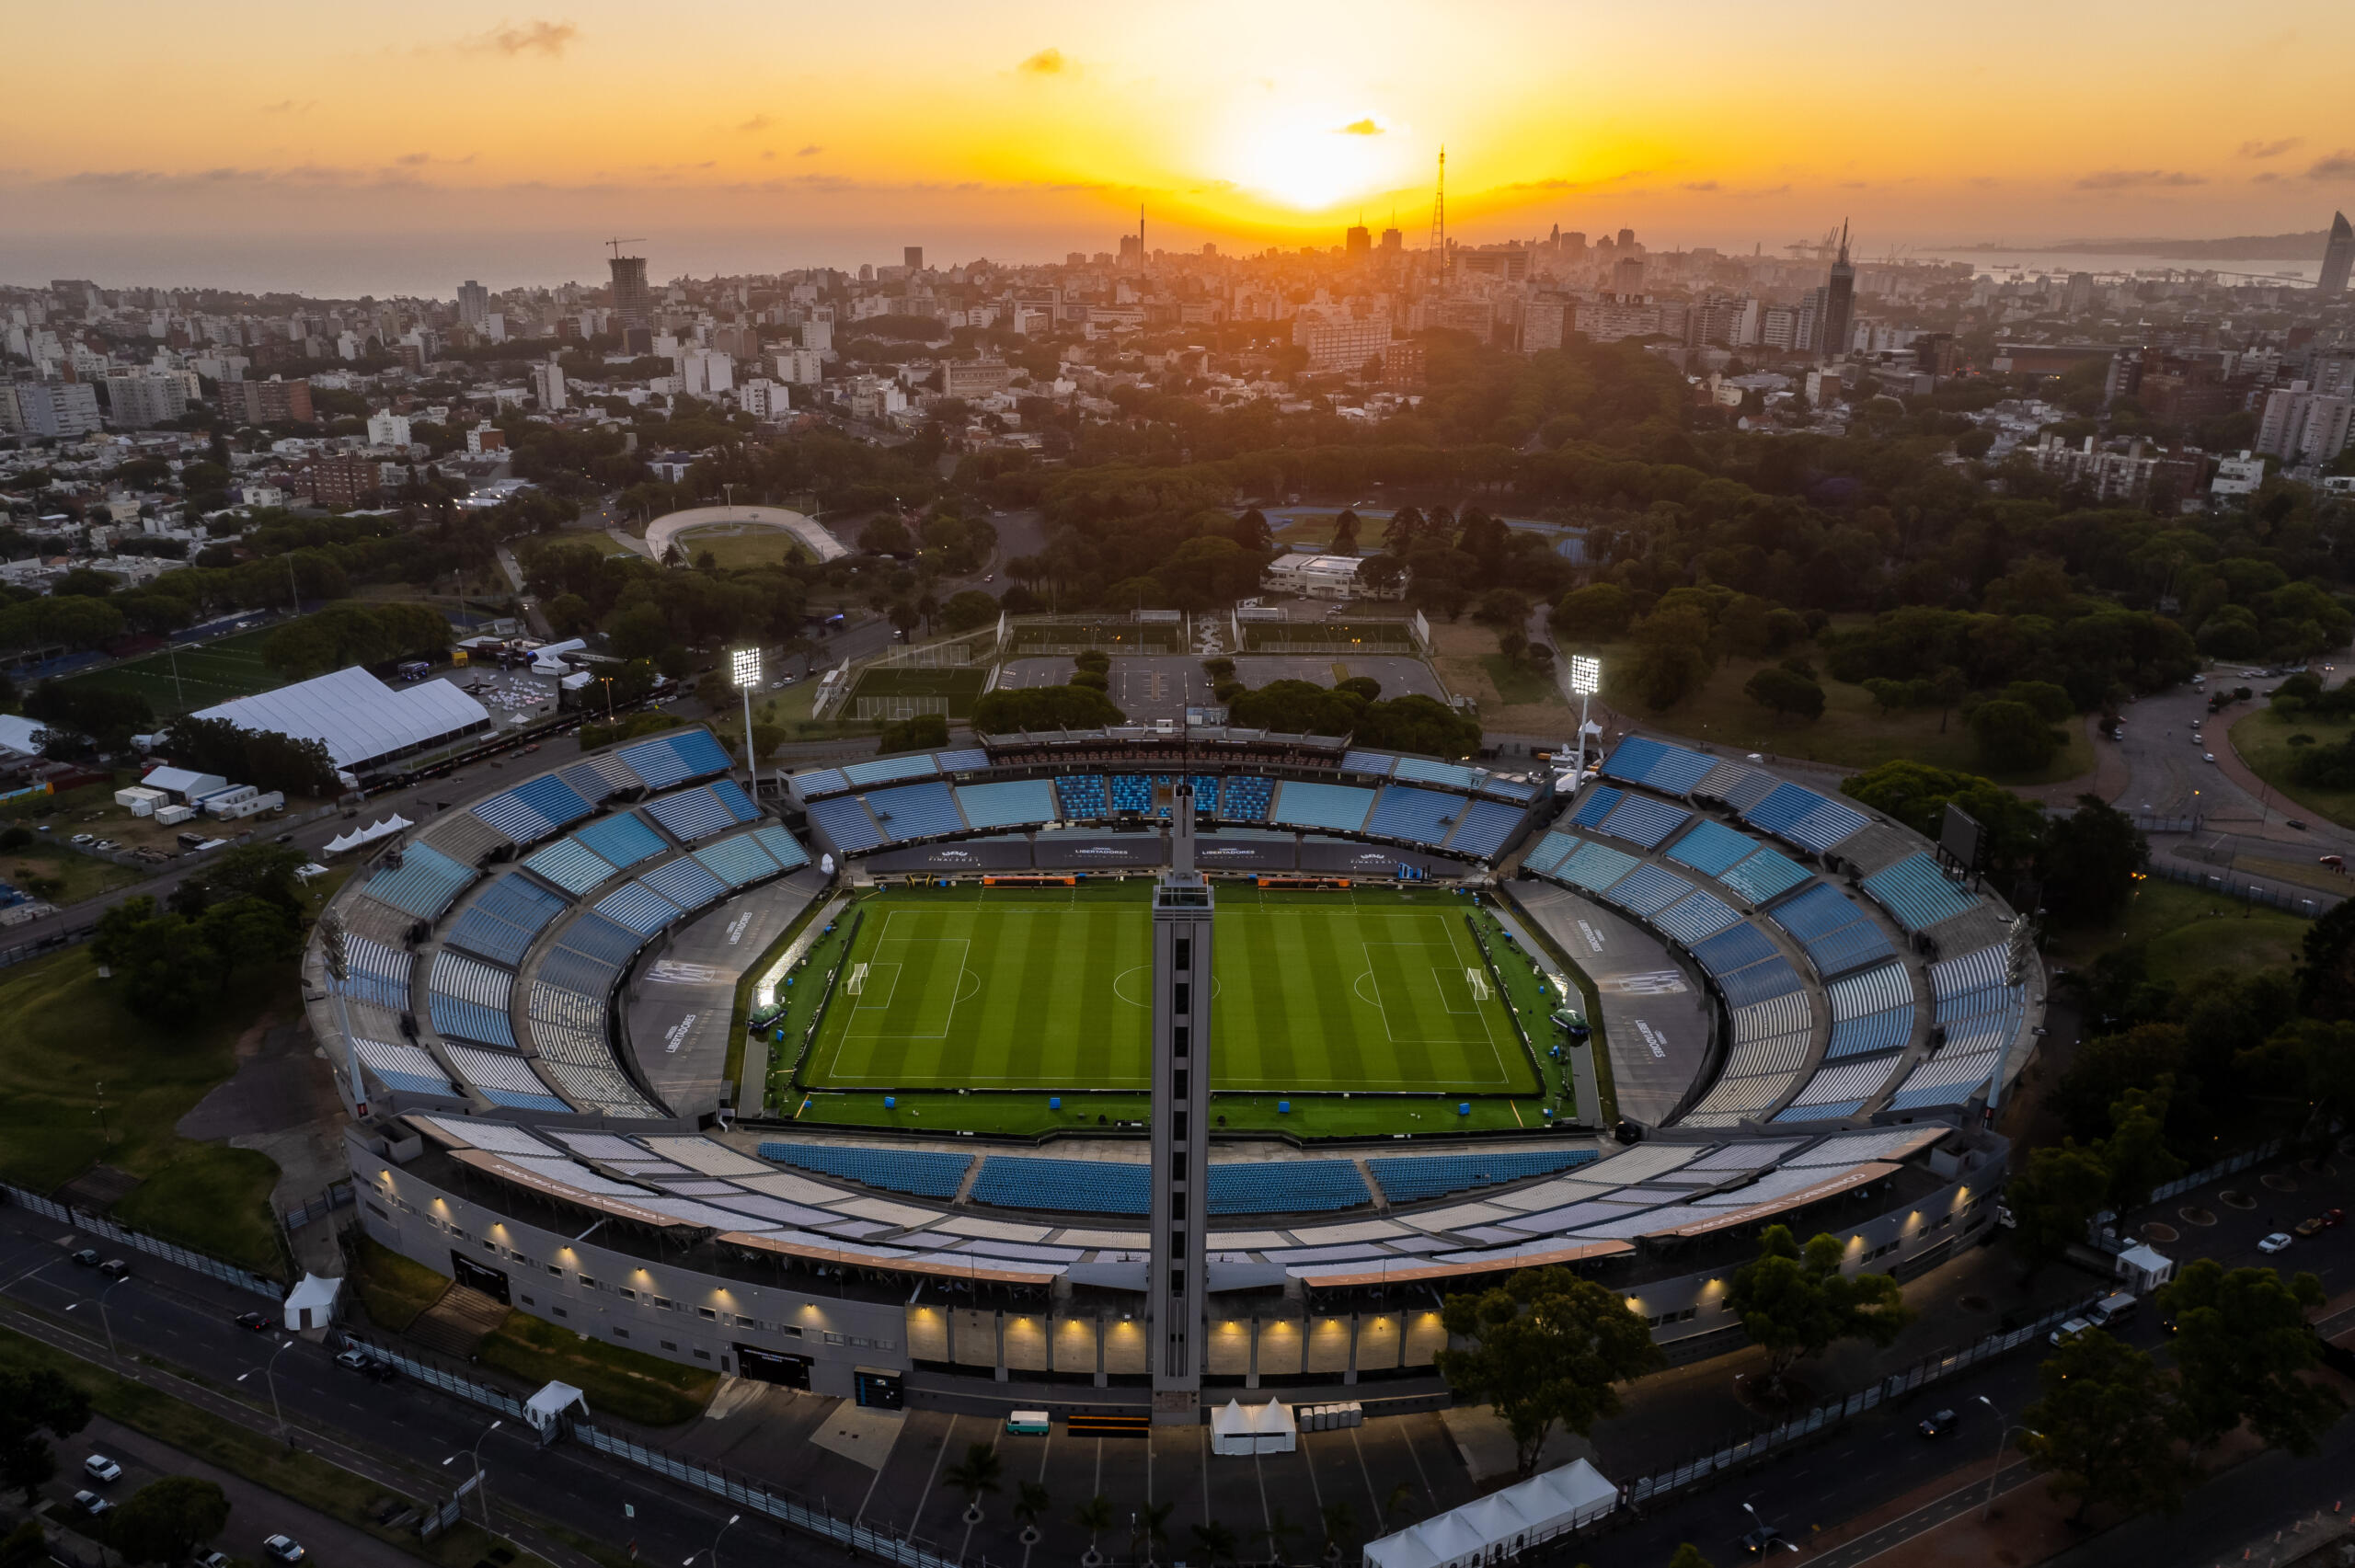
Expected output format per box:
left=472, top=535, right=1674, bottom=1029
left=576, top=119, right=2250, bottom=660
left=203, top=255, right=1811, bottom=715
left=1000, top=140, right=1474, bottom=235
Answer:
left=103, top=370, right=189, bottom=429
left=2322, top=212, right=2355, bottom=297
left=1820, top=222, right=1855, bottom=363
left=218, top=376, right=315, bottom=426
left=531, top=355, right=567, bottom=411
left=903, top=246, right=924, bottom=272
left=2258, top=381, right=2354, bottom=464
left=608, top=255, right=652, bottom=333
left=11, top=379, right=102, bottom=438
left=457, top=280, right=490, bottom=328
left=1615, top=227, right=1636, bottom=250
left=1380, top=225, right=1403, bottom=253
left=1345, top=223, right=1372, bottom=258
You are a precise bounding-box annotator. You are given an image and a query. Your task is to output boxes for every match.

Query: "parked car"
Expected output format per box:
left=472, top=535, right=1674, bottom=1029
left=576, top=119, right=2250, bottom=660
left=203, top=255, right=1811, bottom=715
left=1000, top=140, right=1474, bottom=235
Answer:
left=197, top=1552, right=234, bottom=1568
left=91, top=840, right=119, bottom=852
left=2289, top=818, right=2310, bottom=830
left=2203, top=753, right=2217, bottom=763
left=83, top=1456, right=122, bottom=1483
left=1917, top=1408, right=1959, bottom=1438
left=2258, top=1231, right=2294, bottom=1254
left=68, top=833, right=93, bottom=845
left=2295, top=1215, right=2329, bottom=1237
left=2049, top=1315, right=2097, bottom=1346
left=261, top=1536, right=305, bottom=1564
left=73, top=1490, right=112, bottom=1518
left=69, top=1247, right=98, bottom=1266
left=97, top=1259, right=130, bottom=1280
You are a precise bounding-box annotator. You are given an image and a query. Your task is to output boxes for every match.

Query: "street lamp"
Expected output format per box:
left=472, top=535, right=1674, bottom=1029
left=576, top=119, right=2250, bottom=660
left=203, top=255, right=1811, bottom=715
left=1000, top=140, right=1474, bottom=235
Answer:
left=1568, top=655, right=1603, bottom=781
left=236, top=1334, right=297, bottom=1445
left=683, top=1514, right=741, bottom=1568
left=446, top=1418, right=505, bottom=1526
left=67, top=1275, right=131, bottom=1359
left=730, top=647, right=762, bottom=781
left=1974, top=1395, right=2032, bottom=1520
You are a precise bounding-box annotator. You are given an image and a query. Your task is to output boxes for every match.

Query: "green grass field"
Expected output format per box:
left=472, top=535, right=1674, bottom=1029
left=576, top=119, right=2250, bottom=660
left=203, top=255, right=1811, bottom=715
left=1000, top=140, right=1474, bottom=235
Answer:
left=799, top=884, right=1540, bottom=1099
left=52, top=624, right=287, bottom=719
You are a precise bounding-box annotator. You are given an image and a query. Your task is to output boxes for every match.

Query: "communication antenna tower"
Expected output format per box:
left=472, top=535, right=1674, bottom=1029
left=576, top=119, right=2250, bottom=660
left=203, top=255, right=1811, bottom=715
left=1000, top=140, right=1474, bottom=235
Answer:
left=1425, top=149, right=1447, bottom=293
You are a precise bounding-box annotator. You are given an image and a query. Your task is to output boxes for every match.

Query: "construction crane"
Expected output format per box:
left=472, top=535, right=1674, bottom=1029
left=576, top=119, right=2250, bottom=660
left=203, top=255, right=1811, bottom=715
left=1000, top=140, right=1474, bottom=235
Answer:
left=603, top=236, right=646, bottom=259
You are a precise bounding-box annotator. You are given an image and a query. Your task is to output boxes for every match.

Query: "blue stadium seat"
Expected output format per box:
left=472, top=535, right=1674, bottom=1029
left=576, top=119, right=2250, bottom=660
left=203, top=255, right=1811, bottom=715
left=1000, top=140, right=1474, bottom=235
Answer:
left=1108, top=774, right=1155, bottom=813
left=523, top=838, right=619, bottom=897
left=640, top=856, right=729, bottom=912
left=1638, top=745, right=1720, bottom=796
left=1556, top=841, right=1641, bottom=894
left=1205, top=1161, right=1370, bottom=1215
left=750, top=824, right=810, bottom=871
left=428, top=994, right=515, bottom=1048
left=1784, top=797, right=1870, bottom=852
left=1595, top=795, right=1693, bottom=849
left=445, top=874, right=568, bottom=966
left=1568, top=785, right=1625, bottom=830
left=807, top=795, right=884, bottom=853
left=694, top=834, right=782, bottom=887
left=1600, top=738, right=1669, bottom=783
left=709, top=778, right=763, bottom=823
left=1654, top=889, right=1743, bottom=944
left=861, top=780, right=964, bottom=842
left=642, top=786, right=740, bottom=843
left=1215, top=776, right=1274, bottom=822
left=1803, top=920, right=1898, bottom=978
left=759, top=1141, right=971, bottom=1199
left=1366, top=1150, right=1595, bottom=1205
left=1719, top=846, right=1814, bottom=904
left=367, top=843, right=477, bottom=920
left=1521, top=832, right=1580, bottom=876
left=574, top=811, right=668, bottom=869
left=329, top=935, right=410, bottom=1011
left=1187, top=776, right=1222, bottom=815
left=594, top=881, right=685, bottom=936
left=973, top=1157, right=1151, bottom=1215
left=617, top=735, right=700, bottom=791
left=1340, top=750, right=1397, bottom=777
left=1667, top=819, right=1759, bottom=877
left=1860, top=853, right=1982, bottom=933
left=842, top=753, right=939, bottom=788
left=473, top=775, right=595, bottom=846
left=1271, top=782, right=1376, bottom=833
left=665, top=729, right=734, bottom=779
left=1366, top=784, right=1463, bottom=846
left=1603, top=864, right=1694, bottom=918
left=1826, top=1004, right=1915, bottom=1059
left=1393, top=757, right=1481, bottom=791
left=1692, top=922, right=1777, bottom=976
left=933, top=749, right=991, bottom=773
left=1443, top=798, right=1523, bottom=861
left=1054, top=775, right=1108, bottom=819
left=956, top=779, right=1059, bottom=830
left=1770, top=884, right=1864, bottom=942
left=1717, top=955, right=1805, bottom=1008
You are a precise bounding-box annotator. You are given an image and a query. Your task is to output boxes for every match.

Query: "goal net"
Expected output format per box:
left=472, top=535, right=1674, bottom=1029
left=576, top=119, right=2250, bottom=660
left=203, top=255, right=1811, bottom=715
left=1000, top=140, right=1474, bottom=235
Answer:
left=844, top=962, right=870, bottom=995
left=1465, top=967, right=1490, bottom=1001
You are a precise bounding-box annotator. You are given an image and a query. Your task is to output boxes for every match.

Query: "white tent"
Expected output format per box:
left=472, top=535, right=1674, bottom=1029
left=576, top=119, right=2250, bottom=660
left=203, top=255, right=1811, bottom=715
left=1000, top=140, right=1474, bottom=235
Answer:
left=1363, top=1459, right=1615, bottom=1568
left=1211, top=1397, right=1297, bottom=1456
left=196, top=666, right=488, bottom=773
left=324, top=814, right=413, bottom=854
left=281, top=1273, right=342, bottom=1332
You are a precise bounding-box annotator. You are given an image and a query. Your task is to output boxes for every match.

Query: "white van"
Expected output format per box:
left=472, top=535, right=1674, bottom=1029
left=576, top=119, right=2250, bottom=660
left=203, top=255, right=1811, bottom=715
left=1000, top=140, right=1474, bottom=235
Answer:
left=1004, top=1411, right=1051, bottom=1436
left=2090, top=1291, right=2138, bottom=1327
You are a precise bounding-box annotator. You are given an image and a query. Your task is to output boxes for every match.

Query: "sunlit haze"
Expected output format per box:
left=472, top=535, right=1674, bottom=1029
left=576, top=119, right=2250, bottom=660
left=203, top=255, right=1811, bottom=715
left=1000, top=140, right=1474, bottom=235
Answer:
left=8, top=0, right=2355, bottom=290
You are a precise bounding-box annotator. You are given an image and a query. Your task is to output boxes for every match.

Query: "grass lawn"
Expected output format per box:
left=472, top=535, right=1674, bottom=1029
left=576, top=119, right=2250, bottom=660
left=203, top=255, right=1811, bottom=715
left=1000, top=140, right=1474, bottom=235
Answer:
left=52, top=624, right=288, bottom=720
left=2, top=844, right=145, bottom=906
left=0, top=1326, right=557, bottom=1568
left=1429, top=621, right=1571, bottom=735
left=1576, top=638, right=2096, bottom=785
left=672, top=521, right=813, bottom=569
left=0, top=949, right=288, bottom=1276
left=2044, top=877, right=2309, bottom=975
left=477, top=1311, right=718, bottom=1428
left=1479, top=654, right=1559, bottom=707
left=789, top=883, right=1546, bottom=1131
left=2229, top=705, right=2355, bottom=830
left=349, top=1236, right=454, bottom=1333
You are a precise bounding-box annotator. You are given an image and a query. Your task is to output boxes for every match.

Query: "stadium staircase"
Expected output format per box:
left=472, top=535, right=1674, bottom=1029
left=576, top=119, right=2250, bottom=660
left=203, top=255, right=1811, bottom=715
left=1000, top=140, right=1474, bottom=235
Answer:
left=405, top=1283, right=511, bottom=1358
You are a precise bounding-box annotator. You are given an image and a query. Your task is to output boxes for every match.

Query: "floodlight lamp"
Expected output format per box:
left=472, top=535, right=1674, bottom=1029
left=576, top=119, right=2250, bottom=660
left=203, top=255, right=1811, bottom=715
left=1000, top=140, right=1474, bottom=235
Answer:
left=730, top=647, right=762, bottom=688
left=1569, top=655, right=1603, bottom=696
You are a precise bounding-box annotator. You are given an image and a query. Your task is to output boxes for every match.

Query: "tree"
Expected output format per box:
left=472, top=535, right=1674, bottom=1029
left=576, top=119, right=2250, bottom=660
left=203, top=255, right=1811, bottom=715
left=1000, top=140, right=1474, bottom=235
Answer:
left=0, top=1367, right=92, bottom=1503
left=2158, top=1259, right=2342, bottom=1455
left=971, top=684, right=1125, bottom=733
left=878, top=714, right=949, bottom=754
left=938, top=1441, right=1002, bottom=1515
left=940, top=589, right=999, bottom=632
left=89, top=897, right=223, bottom=1018
left=1071, top=1493, right=1114, bottom=1555
left=858, top=514, right=912, bottom=555
left=1842, top=760, right=2048, bottom=879
left=1189, top=1520, right=1241, bottom=1567
left=1434, top=1265, right=1666, bottom=1478
left=2236, top=1017, right=2355, bottom=1148
left=1726, top=1226, right=1914, bottom=1396
left=1553, top=581, right=1635, bottom=641
left=607, top=602, right=671, bottom=660
left=2293, top=897, right=2355, bottom=1022
left=1360, top=553, right=1407, bottom=599
left=1011, top=1481, right=1051, bottom=1536
left=112, top=1476, right=231, bottom=1566
left=1331, top=509, right=1361, bottom=555
left=2005, top=1139, right=2111, bottom=1277
left=1968, top=698, right=2061, bottom=773
left=1741, top=666, right=1824, bottom=722
left=2040, top=795, right=2147, bottom=925
left=1132, top=1499, right=1174, bottom=1564
left=1261, top=1506, right=1303, bottom=1565
left=2094, top=1082, right=2183, bottom=1212
left=2020, top=1329, right=2193, bottom=1525
left=1667, top=1547, right=1716, bottom=1568
left=1629, top=604, right=1713, bottom=710
left=1319, top=1501, right=1357, bottom=1561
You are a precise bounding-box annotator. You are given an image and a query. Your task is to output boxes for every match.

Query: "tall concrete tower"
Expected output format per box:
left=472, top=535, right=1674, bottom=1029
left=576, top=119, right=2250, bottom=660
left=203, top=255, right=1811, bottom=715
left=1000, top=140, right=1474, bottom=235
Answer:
left=2321, top=212, right=2354, bottom=298
left=1148, top=784, right=1212, bottom=1425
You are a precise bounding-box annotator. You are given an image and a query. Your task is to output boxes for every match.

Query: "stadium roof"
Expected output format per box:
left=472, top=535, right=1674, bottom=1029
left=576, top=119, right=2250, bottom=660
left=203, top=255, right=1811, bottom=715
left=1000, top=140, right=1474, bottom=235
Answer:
left=195, top=666, right=490, bottom=772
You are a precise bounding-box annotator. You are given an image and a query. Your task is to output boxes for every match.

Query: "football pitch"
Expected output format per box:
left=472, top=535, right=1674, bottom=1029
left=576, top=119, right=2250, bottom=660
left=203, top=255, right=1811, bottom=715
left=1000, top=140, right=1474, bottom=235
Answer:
left=52, top=625, right=285, bottom=718
left=801, top=885, right=1538, bottom=1096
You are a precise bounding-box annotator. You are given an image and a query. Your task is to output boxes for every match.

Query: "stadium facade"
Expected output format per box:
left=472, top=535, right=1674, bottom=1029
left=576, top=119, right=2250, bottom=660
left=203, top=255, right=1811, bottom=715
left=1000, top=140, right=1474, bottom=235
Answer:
left=315, top=724, right=2038, bottom=1411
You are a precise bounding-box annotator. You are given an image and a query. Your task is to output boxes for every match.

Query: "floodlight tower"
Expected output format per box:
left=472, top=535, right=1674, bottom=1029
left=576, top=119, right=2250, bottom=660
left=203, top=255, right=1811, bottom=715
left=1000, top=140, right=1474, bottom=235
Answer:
left=1569, top=655, right=1603, bottom=781
left=730, top=647, right=762, bottom=787
left=1148, top=784, right=1212, bottom=1425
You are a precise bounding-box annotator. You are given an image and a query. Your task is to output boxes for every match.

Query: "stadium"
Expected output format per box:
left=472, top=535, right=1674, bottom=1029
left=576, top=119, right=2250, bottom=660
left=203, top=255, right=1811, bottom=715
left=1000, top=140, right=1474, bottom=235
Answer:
left=311, top=718, right=2039, bottom=1414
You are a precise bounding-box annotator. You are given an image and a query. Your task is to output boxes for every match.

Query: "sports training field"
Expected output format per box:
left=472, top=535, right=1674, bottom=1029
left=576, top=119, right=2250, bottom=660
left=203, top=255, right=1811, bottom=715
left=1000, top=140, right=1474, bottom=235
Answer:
left=801, top=884, right=1538, bottom=1096
left=52, top=624, right=286, bottom=718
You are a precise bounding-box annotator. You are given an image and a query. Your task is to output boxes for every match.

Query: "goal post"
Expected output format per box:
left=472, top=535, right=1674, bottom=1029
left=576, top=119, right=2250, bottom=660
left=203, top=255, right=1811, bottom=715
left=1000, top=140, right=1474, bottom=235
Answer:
left=1465, top=967, right=1490, bottom=1001
left=845, top=962, right=869, bottom=995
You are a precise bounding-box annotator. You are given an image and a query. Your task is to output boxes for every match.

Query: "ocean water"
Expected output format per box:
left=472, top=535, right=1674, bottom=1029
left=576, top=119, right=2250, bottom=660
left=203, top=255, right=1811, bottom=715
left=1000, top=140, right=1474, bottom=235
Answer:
left=1934, top=249, right=2325, bottom=283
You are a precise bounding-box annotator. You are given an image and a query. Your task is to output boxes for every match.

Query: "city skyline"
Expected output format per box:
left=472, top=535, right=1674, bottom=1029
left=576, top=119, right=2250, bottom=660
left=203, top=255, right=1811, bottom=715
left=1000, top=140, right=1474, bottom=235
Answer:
left=8, top=0, right=2355, bottom=293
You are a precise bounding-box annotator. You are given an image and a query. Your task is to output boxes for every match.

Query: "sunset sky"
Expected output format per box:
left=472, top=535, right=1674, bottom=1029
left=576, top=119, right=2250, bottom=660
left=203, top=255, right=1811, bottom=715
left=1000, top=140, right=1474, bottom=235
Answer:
left=7, top=0, right=2355, bottom=292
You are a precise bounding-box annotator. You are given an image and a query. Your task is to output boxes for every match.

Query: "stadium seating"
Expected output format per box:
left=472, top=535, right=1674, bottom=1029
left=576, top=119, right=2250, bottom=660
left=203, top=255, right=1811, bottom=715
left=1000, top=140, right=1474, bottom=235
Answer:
left=574, top=811, right=669, bottom=870
left=1802, top=920, right=1898, bottom=978
left=1596, top=795, right=1693, bottom=850
left=1716, top=955, right=1806, bottom=1009
left=1712, top=767, right=1781, bottom=811
left=1444, top=798, right=1523, bottom=862
left=842, top=753, right=939, bottom=788
left=554, top=910, right=644, bottom=968
left=523, top=838, right=620, bottom=897
left=430, top=948, right=511, bottom=1006
left=1216, top=776, right=1274, bottom=822
left=789, top=767, right=849, bottom=800
left=933, top=748, right=991, bottom=773
left=366, top=842, right=477, bottom=920
left=1718, top=845, right=1815, bottom=905
left=759, top=1141, right=974, bottom=1199
left=1860, top=853, right=1982, bottom=933
left=429, top=994, right=516, bottom=1048
left=445, top=874, right=569, bottom=966
left=1556, top=840, right=1641, bottom=894
left=1109, top=774, right=1155, bottom=813
left=1366, top=1149, right=1596, bottom=1205
left=750, top=824, right=810, bottom=871
left=1054, top=775, right=1108, bottom=819
left=955, top=779, right=1058, bottom=830
left=1770, top=884, right=1862, bottom=941
left=807, top=795, right=885, bottom=853
left=1742, top=783, right=1869, bottom=852
left=711, top=778, right=762, bottom=820
left=1206, top=1161, right=1369, bottom=1215
left=1603, top=863, right=1695, bottom=918
left=861, top=780, right=965, bottom=842
left=1692, top=921, right=1777, bottom=975
left=617, top=731, right=729, bottom=792
left=642, top=785, right=742, bottom=843
left=443, top=1043, right=569, bottom=1115
left=350, top=1037, right=455, bottom=1098
left=1272, top=781, right=1377, bottom=833
left=640, top=857, right=730, bottom=913
left=1341, top=750, right=1396, bottom=777
left=556, top=761, right=622, bottom=806
left=331, top=934, right=413, bottom=1011
left=1666, top=819, right=1758, bottom=877
left=472, top=775, right=595, bottom=846
left=1186, top=775, right=1223, bottom=815
left=1600, top=738, right=1719, bottom=795
left=973, top=1156, right=1151, bottom=1215
left=1367, top=784, right=1463, bottom=846
left=594, top=881, right=686, bottom=936
left=1599, top=738, right=1671, bottom=784
left=1826, top=1006, right=1914, bottom=1059
left=692, top=833, right=786, bottom=887
left=1481, top=775, right=1545, bottom=803
left=1568, top=786, right=1624, bottom=830
left=1393, top=757, right=1481, bottom=792
left=1521, top=832, right=1578, bottom=877
left=1654, top=888, right=1744, bottom=944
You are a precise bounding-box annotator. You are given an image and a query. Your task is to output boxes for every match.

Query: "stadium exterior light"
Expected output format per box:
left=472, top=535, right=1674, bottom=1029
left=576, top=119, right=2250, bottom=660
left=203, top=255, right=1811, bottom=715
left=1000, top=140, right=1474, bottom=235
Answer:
left=1568, top=656, right=1602, bottom=781
left=730, top=647, right=762, bottom=785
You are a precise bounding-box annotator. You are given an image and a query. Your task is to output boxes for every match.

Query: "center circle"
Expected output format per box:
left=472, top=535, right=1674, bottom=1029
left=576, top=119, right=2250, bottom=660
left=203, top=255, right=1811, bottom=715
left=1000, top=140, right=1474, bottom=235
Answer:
left=1112, top=966, right=1221, bottom=1006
